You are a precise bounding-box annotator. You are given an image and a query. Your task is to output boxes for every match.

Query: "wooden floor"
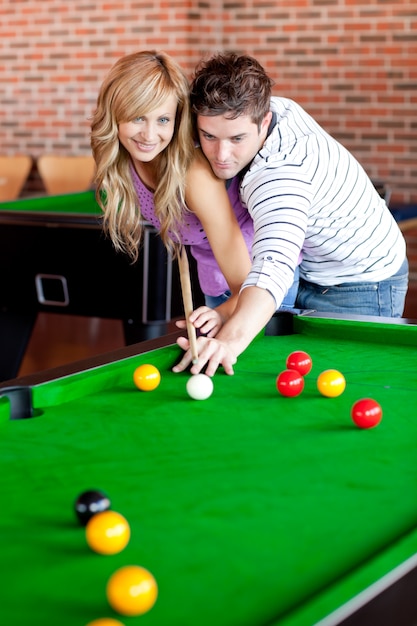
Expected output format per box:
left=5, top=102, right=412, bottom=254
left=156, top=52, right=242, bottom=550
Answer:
left=14, top=219, right=417, bottom=378
left=18, top=315, right=126, bottom=377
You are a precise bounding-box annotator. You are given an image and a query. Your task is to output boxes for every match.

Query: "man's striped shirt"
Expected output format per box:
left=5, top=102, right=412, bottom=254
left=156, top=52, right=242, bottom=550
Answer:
left=240, top=97, right=406, bottom=308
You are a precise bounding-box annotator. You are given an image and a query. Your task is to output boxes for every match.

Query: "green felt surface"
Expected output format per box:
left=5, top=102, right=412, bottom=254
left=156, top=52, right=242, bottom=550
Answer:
left=0, top=190, right=100, bottom=215
left=1, top=316, right=417, bottom=625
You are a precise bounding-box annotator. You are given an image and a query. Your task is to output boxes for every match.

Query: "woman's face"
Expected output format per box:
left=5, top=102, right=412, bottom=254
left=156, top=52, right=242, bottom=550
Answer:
left=118, top=94, right=178, bottom=164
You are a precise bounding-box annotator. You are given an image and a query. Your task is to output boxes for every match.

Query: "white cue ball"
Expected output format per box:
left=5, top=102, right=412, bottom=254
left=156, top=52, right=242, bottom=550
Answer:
left=186, top=373, right=214, bottom=400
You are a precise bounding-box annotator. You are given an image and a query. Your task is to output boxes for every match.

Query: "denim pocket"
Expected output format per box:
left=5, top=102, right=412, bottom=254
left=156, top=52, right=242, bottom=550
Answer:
left=391, top=283, right=408, bottom=317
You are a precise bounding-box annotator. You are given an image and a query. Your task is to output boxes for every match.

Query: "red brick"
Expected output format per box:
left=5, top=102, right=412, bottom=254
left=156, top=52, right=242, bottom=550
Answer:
left=0, top=0, right=415, bottom=204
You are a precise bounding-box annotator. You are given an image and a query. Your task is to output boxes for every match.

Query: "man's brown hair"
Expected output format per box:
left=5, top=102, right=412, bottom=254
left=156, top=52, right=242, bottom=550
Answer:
left=190, top=53, right=273, bottom=129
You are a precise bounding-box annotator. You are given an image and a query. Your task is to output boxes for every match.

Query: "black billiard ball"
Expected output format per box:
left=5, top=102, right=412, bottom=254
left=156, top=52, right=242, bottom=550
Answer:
left=74, top=489, right=111, bottom=526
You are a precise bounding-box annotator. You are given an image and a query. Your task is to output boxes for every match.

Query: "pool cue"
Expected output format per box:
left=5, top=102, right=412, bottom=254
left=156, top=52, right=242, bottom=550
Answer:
left=178, top=245, right=199, bottom=364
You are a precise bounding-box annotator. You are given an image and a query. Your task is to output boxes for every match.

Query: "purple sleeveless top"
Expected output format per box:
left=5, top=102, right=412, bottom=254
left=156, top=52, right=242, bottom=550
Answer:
left=131, top=166, right=254, bottom=297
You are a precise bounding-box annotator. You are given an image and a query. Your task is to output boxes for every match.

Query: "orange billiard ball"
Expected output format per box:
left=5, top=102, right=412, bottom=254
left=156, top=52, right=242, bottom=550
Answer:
left=106, top=565, right=158, bottom=616
left=351, top=398, right=383, bottom=429
left=85, top=510, right=130, bottom=555
left=286, top=350, right=313, bottom=376
left=133, top=364, right=161, bottom=391
left=317, top=369, right=346, bottom=397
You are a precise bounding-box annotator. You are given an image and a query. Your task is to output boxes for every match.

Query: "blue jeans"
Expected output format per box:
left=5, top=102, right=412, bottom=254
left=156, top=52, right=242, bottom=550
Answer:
left=295, top=258, right=409, bottom=318
left=205, top=267, right=300, bottom=310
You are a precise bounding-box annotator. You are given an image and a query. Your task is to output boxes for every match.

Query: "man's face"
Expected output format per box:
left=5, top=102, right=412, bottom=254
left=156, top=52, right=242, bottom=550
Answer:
left=197, top=112, right=272, bottom=179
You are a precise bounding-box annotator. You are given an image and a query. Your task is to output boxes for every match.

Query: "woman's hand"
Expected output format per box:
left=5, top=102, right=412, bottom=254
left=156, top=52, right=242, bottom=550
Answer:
left=175, top=305, right=224, bottom=338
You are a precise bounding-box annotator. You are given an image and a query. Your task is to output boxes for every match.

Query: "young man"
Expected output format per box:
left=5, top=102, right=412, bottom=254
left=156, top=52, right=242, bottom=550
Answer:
left=173, top=53, right=408, bottom=377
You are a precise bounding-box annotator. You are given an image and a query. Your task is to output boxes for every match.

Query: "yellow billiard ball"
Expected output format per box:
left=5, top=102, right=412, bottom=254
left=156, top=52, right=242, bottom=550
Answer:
left=133, top=364, right=161, bottom=391
left=106, top=565, right=158, bottom=616
left=87, top=617, right=124, bottom=626
left=85, top=510, right=130, bottom=555
left=317, top=369, right=346, bottom=397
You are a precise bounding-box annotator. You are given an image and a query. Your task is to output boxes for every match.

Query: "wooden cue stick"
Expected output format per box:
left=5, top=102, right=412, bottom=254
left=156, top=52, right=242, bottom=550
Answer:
left=178, top=245, right=199, bottom=364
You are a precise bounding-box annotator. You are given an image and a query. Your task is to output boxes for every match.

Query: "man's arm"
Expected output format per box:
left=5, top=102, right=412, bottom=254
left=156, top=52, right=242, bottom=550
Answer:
left=173, top=286, right=276, bottom=376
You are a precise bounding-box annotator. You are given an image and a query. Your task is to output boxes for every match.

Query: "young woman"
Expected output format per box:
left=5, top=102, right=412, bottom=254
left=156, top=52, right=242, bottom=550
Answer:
left=90, top=50, right=255, bottom=336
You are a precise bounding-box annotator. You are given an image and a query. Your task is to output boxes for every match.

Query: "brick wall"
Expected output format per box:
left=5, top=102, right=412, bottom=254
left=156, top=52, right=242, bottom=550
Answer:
left=0, top=0, right=416, bottom=204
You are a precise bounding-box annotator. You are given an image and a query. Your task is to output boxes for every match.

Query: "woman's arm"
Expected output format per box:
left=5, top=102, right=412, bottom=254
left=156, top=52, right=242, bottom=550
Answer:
left=184, top=148, right=251, bottom=299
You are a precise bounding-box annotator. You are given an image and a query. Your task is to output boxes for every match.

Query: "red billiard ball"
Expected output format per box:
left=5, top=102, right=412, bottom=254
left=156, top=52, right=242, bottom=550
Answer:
left=351, top=398, right=383, bottom=429
left=276, top=369, right=305, bottom=397
left=286, top=351, right=313, bottom=376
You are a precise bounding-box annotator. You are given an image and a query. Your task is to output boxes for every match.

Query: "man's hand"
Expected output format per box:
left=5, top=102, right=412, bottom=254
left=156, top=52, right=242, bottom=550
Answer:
left=175, top=305, right=224, bottom=337
left=174, top=287, right=276, bottom=378
left=172, top=335, right=237, bottom=376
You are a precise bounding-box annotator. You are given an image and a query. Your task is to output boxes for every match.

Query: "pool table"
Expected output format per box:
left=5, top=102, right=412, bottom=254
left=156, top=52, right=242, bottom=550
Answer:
left=0, top=190, right=202, bottom=382
left=1, top=311, right=417, bottom=625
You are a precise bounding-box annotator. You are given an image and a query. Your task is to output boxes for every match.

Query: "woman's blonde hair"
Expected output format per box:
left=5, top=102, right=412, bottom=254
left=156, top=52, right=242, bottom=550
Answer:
left=91, top=51, right=194, bottom=261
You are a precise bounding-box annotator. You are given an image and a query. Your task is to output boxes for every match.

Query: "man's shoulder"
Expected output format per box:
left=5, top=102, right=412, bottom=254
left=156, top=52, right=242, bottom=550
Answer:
left=270, top=96, right=298, bottom=114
